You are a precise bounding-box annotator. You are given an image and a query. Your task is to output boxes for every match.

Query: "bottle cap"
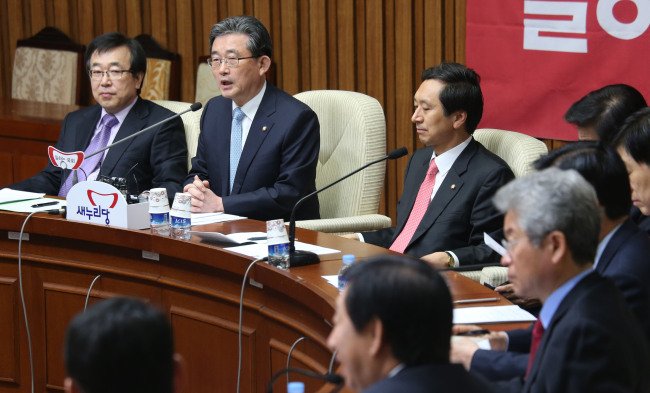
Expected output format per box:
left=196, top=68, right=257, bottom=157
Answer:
left=342, top=254, right=355, bottom=265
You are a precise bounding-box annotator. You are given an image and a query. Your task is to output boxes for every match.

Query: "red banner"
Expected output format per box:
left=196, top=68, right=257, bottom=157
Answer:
left=466, top=0, right=650, bottom=140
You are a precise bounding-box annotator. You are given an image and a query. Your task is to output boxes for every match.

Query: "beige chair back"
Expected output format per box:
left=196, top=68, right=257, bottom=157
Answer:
left=195, top=61, right=221, bottom=106
left=152, top=100, right=203, bottom=171
left=293, top=90, right=392, bottom=233
left=473, top=128, right=548, bottom=177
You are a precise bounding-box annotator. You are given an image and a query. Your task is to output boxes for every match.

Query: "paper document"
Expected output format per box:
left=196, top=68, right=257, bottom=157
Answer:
left=323, top=275, right=339, bottom=288
left=484, top=232, right=507, bottom=256
left=225, top=241, right=339, bottom=260
left=0, top=188, right=45, bottom=204
left=190, top=212, right=246, bottom=226
left=453, top=305, right=536, bottom=324
left=0, top=197, right=65, bottom=213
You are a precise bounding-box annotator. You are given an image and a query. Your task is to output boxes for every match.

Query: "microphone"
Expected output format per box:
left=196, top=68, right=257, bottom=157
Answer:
left=288, top=147, right=408, bottom=267
left=266, top=367, right=344, bottom=393
left=68, top=102, right=203, bottom=188
left=84, top=102, right=202, bottom=161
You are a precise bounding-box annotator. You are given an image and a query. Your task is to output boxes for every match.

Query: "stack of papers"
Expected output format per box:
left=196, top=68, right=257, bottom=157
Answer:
left=453, top=305, right=536, bottom=324
left=0, top=188, right=65, bottom=213
left=190, top=212, right=246, bottom=226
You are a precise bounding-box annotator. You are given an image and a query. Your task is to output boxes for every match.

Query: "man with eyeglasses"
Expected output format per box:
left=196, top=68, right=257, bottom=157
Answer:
left=457, top=168, right=649, bottom=392
left=183, top=15, right=320, bottom=221
left=9, top=32, right=187, bottom=198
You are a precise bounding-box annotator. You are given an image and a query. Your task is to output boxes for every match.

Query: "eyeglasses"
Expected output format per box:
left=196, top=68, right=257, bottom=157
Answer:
left=501, top=237, right=525, bottom=254
left=89, top=70, right=134, bottom=81
left=207, top=56, right=259, bottom=68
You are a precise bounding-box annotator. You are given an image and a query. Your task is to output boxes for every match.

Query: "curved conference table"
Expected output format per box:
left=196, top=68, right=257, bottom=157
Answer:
left=0, top=210, right=522, bottom=393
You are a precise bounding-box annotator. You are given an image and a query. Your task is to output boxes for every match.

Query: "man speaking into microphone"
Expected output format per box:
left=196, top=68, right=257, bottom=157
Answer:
left=183, top=16, right=320, bottom=221
left=345, top=63, right=514, bottom=268
left=9, top=32, right=187, bottom=198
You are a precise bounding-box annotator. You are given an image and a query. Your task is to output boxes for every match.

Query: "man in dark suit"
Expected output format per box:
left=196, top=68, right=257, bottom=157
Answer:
left=184, top=16, right=320, bottom=221
left=327, top=255, right=492, bottom=393
left=452, top=142, right=650, bottom=381
left=345, top=63, right=513, bottom=267
left=64, top=297, right=184, bottom=393
left=9, top=32, right=187, bottom=198
left=469, top=168, right=648, bottom=392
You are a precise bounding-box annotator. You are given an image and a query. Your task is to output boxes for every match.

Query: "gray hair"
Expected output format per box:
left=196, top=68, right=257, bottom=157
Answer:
left=208, top=15, right=272, bottom=58
left=493, top=168, right=600, bottom=265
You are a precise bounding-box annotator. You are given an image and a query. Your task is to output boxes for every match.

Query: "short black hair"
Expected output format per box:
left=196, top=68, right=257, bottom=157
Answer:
left=85, top=32, right=147, bottom=94
left=565, top=84, right=647, bottom=145
left=343, top=255, right=452, bottom=365
left=534, top=141, right=631, bottom=220
left=64, top=297, right=174, bottom=393
left=421, top=62, right=483, bottom=134
left=209, top=15, right=273, bottom=58
left=614, top=107, right=650, bottom=166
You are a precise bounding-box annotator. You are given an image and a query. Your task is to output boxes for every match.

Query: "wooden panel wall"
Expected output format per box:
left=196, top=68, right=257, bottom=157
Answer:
left=0, top=0, right=467, bottom=221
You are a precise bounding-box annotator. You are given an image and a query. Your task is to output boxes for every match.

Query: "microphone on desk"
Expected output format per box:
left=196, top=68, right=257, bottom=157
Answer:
left=266, top=367, right=344, bottom=393
left=288, top=146, right=408, bottom=267
left=71, top=102, right=203, bottom=187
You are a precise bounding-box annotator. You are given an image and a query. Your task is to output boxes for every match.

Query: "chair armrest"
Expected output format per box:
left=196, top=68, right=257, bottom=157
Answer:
left=295, top=214, right=392, bottom=235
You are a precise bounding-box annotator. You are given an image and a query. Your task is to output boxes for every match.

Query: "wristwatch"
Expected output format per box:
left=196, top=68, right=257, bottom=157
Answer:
left=445, top=252, right=455, bottom=268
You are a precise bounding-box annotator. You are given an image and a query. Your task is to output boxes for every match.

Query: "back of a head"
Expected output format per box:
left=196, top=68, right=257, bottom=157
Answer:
left=493, top=168, right=600, bottom=266
left=209, top=15, right=273, bottom=58
left=533, top=141, right=631, bottom=220
left=64, top=297, right=174, bottom=393
left=342, top=255, right=452, bottom=365
left=421, top=62, right=483, bottom=134
left=614, top=107, right=650, bottom=166
left=565, top=84, right=647, bottom=144
left=85, top=32, right=147, bottom=93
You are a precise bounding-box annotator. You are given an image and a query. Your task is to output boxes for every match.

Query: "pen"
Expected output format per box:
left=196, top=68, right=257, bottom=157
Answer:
left=453, top=297, right=500, bottom=304
left=247, top=236, right=267, bottom=241
left=457, top=329, right=491, bottom=336
left=31, top=201, right=59, bottom=208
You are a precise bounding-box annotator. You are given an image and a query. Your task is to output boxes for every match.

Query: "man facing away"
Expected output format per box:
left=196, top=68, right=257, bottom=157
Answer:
left=184, top=15, right=320, bottom=221
left=327, top=254, right=493, bottom=393
left=9, top=32, right=187, bottom=198
left=344, top=62, right=514, bottom=268
left=64, top=297, right=184, bottom=393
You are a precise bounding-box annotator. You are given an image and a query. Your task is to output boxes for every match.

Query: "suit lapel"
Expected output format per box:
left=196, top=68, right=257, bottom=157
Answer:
left=100, top=98, right=148, bottom=176
left=76, top=107, right=102, bottom=151
left=525, top=272, right=598, bottom=387
left=406, top=140, right=477, bottom=247
left=231, top=86, right=275, bottom=194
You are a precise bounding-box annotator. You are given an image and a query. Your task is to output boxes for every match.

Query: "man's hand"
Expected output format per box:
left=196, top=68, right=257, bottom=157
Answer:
left=341, top=234, right=360, bottom=241
left=421, top=251, right=450, bottom=268
left=452, top=324, right=508, bottom=351
left=450, top=338, right=480, bottom=370
left=183, top=175, right=224, bottom=213
left=495, top=283, right=542, bottom=310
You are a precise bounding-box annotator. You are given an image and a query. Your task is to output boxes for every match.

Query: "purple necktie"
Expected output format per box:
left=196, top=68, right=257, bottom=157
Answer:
left=58, top=114, right=118, bottom=197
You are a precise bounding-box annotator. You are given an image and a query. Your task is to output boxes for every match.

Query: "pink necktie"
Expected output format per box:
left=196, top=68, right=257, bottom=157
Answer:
left=390, top=159, right=439, bottom=253
left=526, top=319, right=545, bottom=378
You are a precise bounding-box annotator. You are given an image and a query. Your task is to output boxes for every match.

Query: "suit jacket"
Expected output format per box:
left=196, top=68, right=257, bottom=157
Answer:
left=362, top=139, right=514, bottom=265
left=471, top=219, right=650, bottom=381
left=362, top=363, right=493, bottom=393
left=186, top=83, right=320, bottom=221
left=495, top=272, right=650, bottom=393
left=630, top=206, right=650, bottom=236
left=10, top=98, right=187, bottom=198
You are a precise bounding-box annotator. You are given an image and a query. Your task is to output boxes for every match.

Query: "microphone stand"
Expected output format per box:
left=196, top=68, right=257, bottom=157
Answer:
left=266, top=367, right=344, bottom=393
left=288, top=147, right=408, bottom=267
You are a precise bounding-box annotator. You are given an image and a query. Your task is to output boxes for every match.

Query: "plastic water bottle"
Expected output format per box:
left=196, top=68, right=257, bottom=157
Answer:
left=170, top=193, right=192, bottom=240
left=338, top=254, right=355, bottom=290
left=267, top=219, right=290, bottom=270
left=287, top=382, right=305, bottom=393
left=170, top=215, right=191, bottom=240
left=149, top=188, right=170, bottom=236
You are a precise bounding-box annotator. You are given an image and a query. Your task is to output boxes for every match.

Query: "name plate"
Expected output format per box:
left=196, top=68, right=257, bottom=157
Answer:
left=66, top=181, right=149, bottom=229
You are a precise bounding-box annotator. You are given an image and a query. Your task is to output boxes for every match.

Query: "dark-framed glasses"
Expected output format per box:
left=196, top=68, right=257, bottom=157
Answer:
left=207, top=56, right=259, bottom=68
left=89, top=70, right=134, bottom=81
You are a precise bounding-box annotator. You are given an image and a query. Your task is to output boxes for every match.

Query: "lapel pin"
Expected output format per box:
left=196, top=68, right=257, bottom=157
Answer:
left=451, top=184, right=456, bottom=190
left=262, top=126, right=268, bottom=132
